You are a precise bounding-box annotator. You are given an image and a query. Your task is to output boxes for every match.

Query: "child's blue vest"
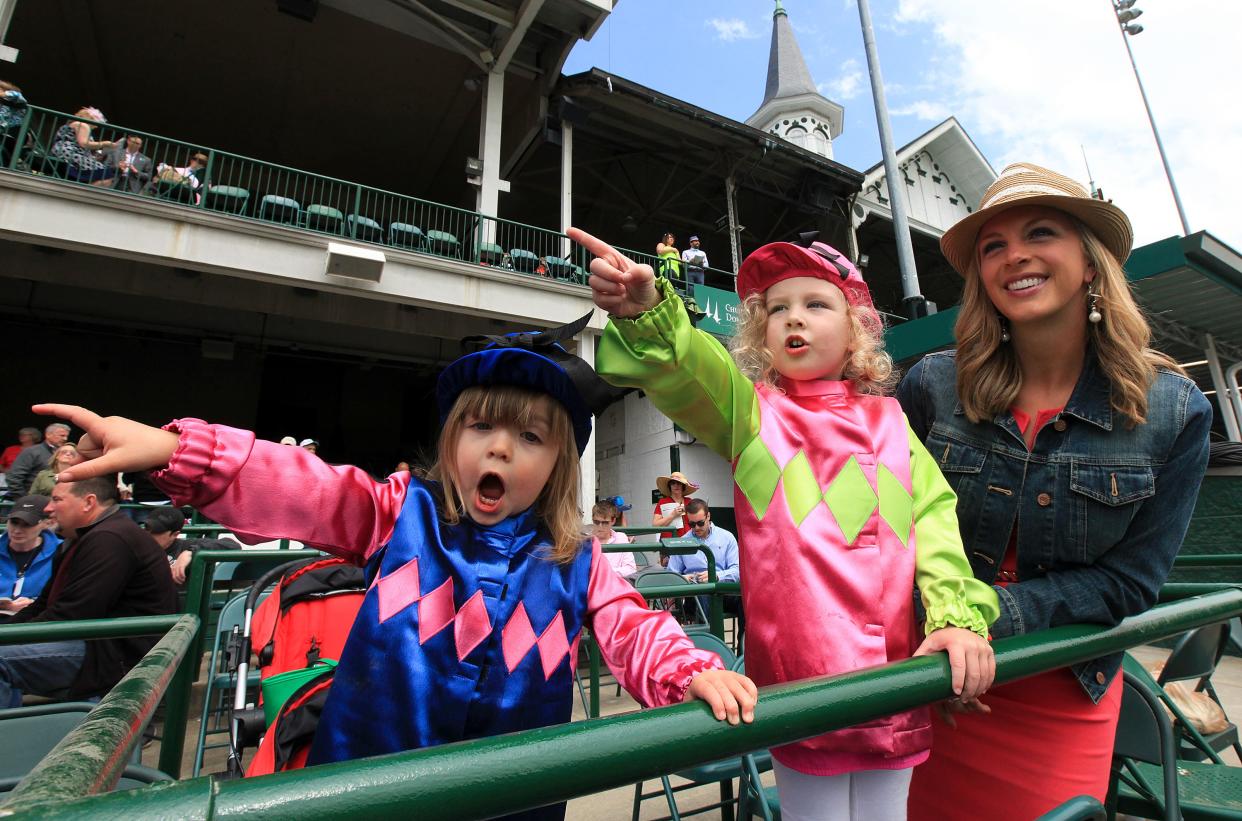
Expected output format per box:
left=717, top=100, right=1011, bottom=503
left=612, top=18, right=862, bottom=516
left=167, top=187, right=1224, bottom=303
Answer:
left=307, top=479, right=592, bottom=778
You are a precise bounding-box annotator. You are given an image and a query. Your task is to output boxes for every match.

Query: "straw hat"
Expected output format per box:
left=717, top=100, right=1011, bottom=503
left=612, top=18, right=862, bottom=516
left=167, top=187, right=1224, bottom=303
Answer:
left=655, top=471, right=700, bottom=498
left=940, top=162, right=1133, bottom=277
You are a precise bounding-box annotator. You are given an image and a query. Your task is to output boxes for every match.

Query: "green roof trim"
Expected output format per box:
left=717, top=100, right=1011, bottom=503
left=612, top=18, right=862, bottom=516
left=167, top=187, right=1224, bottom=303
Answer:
left=1124, top=235, right=1187, bottom=282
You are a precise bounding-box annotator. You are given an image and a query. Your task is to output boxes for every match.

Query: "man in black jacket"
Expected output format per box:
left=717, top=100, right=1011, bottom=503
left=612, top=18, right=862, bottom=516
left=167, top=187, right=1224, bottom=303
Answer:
left=0, top=475, right=176, bottom=706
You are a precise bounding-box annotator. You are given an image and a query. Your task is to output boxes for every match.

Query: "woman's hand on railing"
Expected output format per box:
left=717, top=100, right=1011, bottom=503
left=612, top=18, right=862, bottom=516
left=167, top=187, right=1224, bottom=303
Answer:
left=31, top=403, right=180, bottom=482
left=568, top=226, right=660, bottom=319
left=685, top=668, right=758, bottom=726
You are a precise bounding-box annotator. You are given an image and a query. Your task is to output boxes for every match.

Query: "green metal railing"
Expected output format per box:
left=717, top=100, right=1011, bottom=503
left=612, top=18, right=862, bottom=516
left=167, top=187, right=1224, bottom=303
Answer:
left=12, top=590, right=1242, bottom=819
left=0, top=613, right=197, bottom=809
left=1, top=105, right=740, bottom=294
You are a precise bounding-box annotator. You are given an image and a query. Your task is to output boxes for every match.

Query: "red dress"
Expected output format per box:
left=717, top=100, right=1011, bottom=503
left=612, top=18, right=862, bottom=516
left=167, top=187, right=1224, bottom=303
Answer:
left=907, top=407, right=1124, bottom=820
left=653, top=496, right=695, bottom=539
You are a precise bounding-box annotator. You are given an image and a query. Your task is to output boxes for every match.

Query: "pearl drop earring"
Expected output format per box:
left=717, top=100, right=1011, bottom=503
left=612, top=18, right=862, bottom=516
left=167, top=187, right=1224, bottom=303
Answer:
left=1088, top=292, right=1102, bottom=324
left=1000, top=317, right=1011, bottom=343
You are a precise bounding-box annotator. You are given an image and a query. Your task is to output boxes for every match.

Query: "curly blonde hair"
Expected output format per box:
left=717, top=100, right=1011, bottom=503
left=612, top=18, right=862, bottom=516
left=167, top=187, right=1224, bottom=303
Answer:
left=425, top=385, right=586, bottom=563
left=954, top=214, right=1182, bottom=426
left=729, top=290, right=896, bottom=394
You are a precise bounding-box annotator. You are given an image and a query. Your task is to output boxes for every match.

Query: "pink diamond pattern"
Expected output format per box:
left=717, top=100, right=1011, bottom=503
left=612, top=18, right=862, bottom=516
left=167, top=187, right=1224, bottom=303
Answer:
left=417, top=578, right=456, bottom=644
left=537, top=613, right=571, bottom=679
left=502, top=602, right=537, bottom=673
left=375, top=557, right=421, bottom=623
left=454, top=590, right=491, bottom=661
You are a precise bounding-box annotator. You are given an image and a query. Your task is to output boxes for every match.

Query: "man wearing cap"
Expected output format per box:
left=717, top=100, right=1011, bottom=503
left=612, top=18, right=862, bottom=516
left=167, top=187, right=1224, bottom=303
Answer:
left=0, top=495, right=61, bottom=618
left=144, top=506, right=241, bottom=586
left=300, top=438, right=319, bottom=455
left=6, top=422, right=69, bottom=498
left=681, top=235, right=709, bottom=286
left=0, top=475, right=175, bottom=706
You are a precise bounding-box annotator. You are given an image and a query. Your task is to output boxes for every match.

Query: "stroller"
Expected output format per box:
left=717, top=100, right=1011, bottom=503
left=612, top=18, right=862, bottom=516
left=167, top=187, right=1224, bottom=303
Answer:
left=221, top=556, right=367, bottom=777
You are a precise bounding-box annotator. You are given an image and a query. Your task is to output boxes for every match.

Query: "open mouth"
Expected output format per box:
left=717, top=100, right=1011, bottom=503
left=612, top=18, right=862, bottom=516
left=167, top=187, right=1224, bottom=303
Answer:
left=475, top=472, right=506, bottom=513
left=1006, top=276, right=1047, bottom=292
left=785, top=336, right=809, bottom=354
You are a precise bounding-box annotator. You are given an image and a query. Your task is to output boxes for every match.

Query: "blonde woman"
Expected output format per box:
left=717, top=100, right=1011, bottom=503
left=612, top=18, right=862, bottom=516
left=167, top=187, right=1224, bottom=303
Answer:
left=29, top=443, right=83, bottom=497
left=49, top=107, right=117, bottom=184
left=899, top=163, right=1212, bottom=819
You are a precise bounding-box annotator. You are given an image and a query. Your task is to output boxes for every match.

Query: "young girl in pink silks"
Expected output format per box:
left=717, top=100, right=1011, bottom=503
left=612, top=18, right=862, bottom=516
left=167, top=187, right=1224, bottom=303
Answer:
left=569, top=227, right=1000, bottom=821
left=33, top=319, right=755, bottom=821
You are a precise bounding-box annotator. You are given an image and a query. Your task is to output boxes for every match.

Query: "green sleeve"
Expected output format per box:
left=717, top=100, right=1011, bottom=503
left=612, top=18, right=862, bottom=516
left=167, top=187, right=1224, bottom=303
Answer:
left=909, top=423, right=1000, bottom=637
left=596, top=278, right=761, bottom=462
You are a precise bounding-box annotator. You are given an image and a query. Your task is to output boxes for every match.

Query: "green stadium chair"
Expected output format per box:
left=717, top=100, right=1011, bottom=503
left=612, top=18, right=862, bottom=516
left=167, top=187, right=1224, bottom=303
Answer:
left=348, top=214, right=384, bottom=244
left=1155, top=623, right=1242, bottom=762
left=258, top=195, right=302, bottom=226
left=543, top=256, right=578, bottom=282
left=304, top=204, right=344, bottom=235
left=204, top=185, right=250, bottom=215
left=478, top=241, right=505, bottom=266
left=1033, top=796, right=1105, bottom=821
left=425, top=230, right=461, bottom=258
left=508, top=248, right=540, bottom=274
left=389, top=222, right=425, bottom=251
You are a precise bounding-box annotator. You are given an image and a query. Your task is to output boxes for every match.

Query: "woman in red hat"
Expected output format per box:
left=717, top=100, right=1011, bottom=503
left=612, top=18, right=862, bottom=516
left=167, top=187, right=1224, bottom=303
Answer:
left=572, top=225, right=997, bottom=820
left=899, top=163, right=1211, bottom=818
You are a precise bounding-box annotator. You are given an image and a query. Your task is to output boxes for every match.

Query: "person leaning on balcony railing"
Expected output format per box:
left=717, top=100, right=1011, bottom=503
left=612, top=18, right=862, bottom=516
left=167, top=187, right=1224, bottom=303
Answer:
left=49, top=106, right=118, bottom=185
left=898, top=163, right=1213, bottom=820
left=656, top=231, right=683, bottom=282
left=0, top=80, right=27, bottom=129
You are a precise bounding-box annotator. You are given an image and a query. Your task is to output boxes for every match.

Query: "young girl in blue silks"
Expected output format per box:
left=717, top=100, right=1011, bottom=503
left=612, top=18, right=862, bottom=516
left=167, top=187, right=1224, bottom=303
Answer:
left=37, top=316, right=755, bottom=820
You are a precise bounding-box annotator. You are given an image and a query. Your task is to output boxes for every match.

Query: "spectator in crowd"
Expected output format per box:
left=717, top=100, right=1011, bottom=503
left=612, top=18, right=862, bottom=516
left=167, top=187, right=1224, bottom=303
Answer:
left=0, top=495, right=60, bottom=618
left=0, top=80, right=27, bottom=129
left=143, top=506, right=240, bottom=586
left=394, top=461, right=411, bottom=473
left=108, top=135, right=152, bottom=194
left=591, top=500, right=636, bottom=578
left=681, top=235, right=709, bottom=286
left=156, top=151, right=207, bottom=190
left=652, top=470, right=699, bottom=538
left=535, top=257, right=549, bottom=277
left=0, top=475, right=176, bottom=706
left=299, top=438, right=319, bottom=454
left=608, top=494, right=632, bottom=528
left=7, top=422, right=69, bottom=498
left=656, top=232, right=682, bottom=282
left=279, top=436, right=297, bottom=446
left=29, top=443, right=83, bottom=497
left=1, top=427, right=40, bottom=474
left=50, top=107, right=117, bottom=185
left=668, top=500, right=740, bottom=622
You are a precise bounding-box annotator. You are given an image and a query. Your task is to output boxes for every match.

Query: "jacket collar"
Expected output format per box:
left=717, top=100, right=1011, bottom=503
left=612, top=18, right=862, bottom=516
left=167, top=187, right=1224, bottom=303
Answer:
left=951, top=349, right=1114, bottom=431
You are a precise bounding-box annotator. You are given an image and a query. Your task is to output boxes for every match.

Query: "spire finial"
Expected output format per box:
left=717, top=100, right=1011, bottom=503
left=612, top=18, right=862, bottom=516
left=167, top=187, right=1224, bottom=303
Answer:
left=774, top=0, right=786, bottom=19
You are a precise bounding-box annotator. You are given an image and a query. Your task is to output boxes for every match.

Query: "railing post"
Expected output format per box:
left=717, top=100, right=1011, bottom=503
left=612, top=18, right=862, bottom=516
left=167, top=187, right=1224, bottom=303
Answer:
left=159, top=553, right=211, bottom=777
left=351, top=183, right=362, bottom=238
left=588, top=632, right=601, bottom=719
left=199, top=149, right=214, bottom=209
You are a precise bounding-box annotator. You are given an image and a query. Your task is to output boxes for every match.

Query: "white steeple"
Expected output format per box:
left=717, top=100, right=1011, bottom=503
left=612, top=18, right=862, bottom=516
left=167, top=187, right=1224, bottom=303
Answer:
left=746, top=0, right=844, bottom=160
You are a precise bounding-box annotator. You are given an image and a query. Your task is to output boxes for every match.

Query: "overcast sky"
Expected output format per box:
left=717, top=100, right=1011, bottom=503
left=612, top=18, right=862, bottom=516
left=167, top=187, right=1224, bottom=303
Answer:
left=565, top=0, right=1240, bottom=252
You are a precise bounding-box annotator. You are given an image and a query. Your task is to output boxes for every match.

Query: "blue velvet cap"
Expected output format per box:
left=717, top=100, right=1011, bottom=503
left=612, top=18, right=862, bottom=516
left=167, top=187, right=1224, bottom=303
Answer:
left=435, top=313, right=624, bottom=455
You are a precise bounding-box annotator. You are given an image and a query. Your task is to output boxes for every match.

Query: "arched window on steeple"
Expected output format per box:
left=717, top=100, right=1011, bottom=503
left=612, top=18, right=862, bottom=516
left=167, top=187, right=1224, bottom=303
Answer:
left=785, top=124, right=807, bottom=149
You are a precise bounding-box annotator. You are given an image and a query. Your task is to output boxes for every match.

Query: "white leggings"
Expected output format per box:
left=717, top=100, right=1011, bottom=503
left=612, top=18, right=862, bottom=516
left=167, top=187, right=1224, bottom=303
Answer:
left=772, top=760, right=913, bottom=821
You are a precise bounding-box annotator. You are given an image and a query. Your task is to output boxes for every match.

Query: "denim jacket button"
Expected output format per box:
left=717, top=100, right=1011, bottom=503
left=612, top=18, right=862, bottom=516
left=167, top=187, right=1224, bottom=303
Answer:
left=1053, top=419, right=1067, bottom=432
left=1095, top=672, right=1106, bottom=685
left=1037, top=492, right=1052, bottom=507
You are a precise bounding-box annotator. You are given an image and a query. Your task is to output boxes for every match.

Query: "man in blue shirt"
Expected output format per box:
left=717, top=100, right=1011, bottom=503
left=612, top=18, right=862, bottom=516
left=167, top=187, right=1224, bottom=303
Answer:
left=668, top=500, right=739, bottom=621
left=0, top=495, right=60, bottom=618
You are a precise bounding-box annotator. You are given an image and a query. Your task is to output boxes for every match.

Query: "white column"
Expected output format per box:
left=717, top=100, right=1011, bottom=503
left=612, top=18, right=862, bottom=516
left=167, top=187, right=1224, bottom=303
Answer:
left=1206, top=334, right=1241, bottom=441
left=576, top=329, right=598, bottom=521
left=475, top=70, right=510, bottom=243
left=559, top=120, right=573, bottom=257
left=0, top=0, right=19, bottom=62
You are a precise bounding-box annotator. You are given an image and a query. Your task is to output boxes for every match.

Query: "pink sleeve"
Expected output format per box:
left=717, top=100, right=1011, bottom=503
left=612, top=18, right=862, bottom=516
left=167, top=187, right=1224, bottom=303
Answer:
left=149, top=418, right=409, bottom=563
left=585, top=538, right=723, bottom=707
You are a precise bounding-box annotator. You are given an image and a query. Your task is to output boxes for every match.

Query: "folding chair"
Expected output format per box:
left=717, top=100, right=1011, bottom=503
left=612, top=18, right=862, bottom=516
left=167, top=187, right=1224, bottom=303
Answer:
left=304, top=204, right=345, bottom=235
left=1157, top=622, right=1242, bottom=761
left=633, top=569, right=709, bottom=629
left=1110, top=667, right=1242, bottom=821
left=1033, top=796, right=1105, bottom=821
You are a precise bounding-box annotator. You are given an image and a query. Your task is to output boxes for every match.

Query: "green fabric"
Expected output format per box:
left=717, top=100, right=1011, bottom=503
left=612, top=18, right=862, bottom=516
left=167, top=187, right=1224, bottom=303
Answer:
left=877, top=465, right=914, bottom=549
left=781, top=451, right=821, bottom=527
left=597, top=278, right=761, bottom=463
left=908, top=423, right=1000, bottom=637
left=823, top=456, right=877, bottom=544
left=735, top=436, right=782, bottom=520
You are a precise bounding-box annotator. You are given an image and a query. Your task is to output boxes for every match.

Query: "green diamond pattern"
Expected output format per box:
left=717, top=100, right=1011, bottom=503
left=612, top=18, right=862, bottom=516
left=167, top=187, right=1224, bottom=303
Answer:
left=877, top=465, right=914, bottom=548
left=734, top=436, right=781, bottom=520
left=823, top=456, right=877, bottom=545
left=781, top=451, right=822, bottom=527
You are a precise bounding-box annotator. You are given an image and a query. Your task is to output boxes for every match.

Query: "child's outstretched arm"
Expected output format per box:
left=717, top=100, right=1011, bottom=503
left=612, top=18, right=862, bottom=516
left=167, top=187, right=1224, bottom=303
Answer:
left=685, top=668, right=758, bottom=726
left=567, top=227, right=661, bottom=318
left=31, top=404, right=178, bottom=480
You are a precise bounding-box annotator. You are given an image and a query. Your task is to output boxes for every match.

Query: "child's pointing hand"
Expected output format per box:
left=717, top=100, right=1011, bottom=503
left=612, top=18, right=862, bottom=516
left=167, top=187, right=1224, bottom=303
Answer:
left=31, top=404, right=179, bottom=483
left=685, top=668, right=758, bottom=726
left=567, top=227, right=661, bottom=319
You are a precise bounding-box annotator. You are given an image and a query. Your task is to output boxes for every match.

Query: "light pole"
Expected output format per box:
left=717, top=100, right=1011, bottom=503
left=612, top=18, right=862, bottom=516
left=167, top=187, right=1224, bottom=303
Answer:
left=1112, top=0, right=1191, bottom=235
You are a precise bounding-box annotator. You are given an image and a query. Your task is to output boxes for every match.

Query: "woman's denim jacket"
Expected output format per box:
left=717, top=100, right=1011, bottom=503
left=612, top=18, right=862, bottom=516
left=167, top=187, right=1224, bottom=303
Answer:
left=897, top=350, right=1212, bottom=701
